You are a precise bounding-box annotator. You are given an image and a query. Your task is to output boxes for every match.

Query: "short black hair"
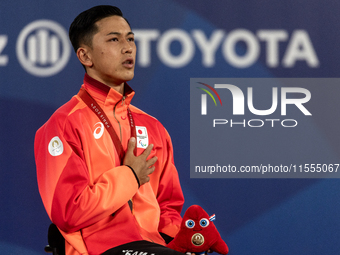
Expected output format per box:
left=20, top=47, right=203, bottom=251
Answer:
left=69, top=5, right=130, bottom=52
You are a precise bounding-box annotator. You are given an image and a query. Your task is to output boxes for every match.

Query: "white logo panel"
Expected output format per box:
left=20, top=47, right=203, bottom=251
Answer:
left=48, top=136, right=64, bottom=156
left=136, top=126, right=148, bottom=149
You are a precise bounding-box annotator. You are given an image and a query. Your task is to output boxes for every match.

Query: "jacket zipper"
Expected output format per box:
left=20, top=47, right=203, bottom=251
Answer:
left=113, top=96, right=125, bottom=141
left=114, top=96, right=136, bottom=217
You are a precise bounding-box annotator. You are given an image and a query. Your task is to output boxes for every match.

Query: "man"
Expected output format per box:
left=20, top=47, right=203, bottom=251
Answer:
left=35, top=5, right=185, bottom=255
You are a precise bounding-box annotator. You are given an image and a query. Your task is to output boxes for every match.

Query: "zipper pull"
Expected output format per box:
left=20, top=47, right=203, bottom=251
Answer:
left=128, top=199, right=133, bottom=212
left=121, top=96, right=126, bottom=106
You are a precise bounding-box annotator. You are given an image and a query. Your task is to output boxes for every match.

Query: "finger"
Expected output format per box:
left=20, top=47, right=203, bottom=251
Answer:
left=146, top=156, right=158, bottom=168
left=140, top=143, right=153, bottom=158
left=146, top=165, right=155, bottom=175
left=126, top=137, right=136, bottom=154
left=140, top=175, right=150, bottom=186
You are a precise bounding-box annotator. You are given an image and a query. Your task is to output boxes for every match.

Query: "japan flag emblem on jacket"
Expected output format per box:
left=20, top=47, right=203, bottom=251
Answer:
left=136, top=126, right=148, bottom=148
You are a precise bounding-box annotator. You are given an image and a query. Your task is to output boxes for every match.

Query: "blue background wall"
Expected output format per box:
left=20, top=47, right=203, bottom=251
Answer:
left=1, top=0, right=339, bottom=254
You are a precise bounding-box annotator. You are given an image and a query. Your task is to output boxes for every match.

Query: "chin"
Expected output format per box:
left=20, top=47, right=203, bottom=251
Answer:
left=124, top=73, right=135, bottom=82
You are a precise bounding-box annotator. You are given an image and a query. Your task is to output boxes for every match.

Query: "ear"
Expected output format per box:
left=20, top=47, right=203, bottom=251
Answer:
left=77, top=46, right=93, bottom=68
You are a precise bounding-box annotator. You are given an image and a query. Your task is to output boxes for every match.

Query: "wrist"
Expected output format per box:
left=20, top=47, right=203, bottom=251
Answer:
left=126, top=165, right=140, bottom=188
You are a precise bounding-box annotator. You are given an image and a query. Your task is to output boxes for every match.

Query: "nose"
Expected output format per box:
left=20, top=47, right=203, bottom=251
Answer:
left=122, top=39, right=133, bottom=54
left=193, top=224, right=202, bottom=231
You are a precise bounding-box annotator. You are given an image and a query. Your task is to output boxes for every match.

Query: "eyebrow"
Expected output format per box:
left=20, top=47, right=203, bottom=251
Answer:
left=106, top=31, right=134, bottom=36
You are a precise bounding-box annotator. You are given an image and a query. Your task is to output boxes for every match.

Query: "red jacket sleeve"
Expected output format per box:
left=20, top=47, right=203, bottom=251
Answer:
left=35, top=107, right=139, bottom=233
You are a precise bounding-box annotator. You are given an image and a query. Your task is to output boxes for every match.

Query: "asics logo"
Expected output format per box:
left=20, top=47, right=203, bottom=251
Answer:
left=93, top=122, right=104, bottom=139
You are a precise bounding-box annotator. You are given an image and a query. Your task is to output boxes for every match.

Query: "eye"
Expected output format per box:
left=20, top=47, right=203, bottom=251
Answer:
left=127, top=37, right=135, bottom=42
left=199, top=218, right=209, bottom=228
left=185, top=219, right=195, bottom=229
left=109, top=38, right=118, bottom=42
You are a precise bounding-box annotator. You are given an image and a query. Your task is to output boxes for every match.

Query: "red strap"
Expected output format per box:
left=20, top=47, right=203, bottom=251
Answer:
left=78, top=87, right=136, bottom=163
left=127, top=107, right=137, bottom=156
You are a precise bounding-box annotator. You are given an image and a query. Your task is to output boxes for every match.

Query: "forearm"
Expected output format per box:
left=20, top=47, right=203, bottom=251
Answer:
left=50, top=164, right=139, bottom=232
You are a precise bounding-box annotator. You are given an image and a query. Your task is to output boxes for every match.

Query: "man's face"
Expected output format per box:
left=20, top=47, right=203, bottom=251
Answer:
left=86, top=15, right=136, bottom=88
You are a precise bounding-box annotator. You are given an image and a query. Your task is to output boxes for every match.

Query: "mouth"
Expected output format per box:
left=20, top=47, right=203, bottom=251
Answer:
left=122, top=58, right=134, bottom=68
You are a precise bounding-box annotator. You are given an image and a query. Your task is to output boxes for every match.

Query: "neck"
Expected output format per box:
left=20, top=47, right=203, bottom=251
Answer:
left=108, top=83, right=124, bottom=95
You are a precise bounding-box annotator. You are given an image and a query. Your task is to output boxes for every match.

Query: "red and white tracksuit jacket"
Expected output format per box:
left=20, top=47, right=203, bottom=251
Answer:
left=35, top=74, right=184, bottom=255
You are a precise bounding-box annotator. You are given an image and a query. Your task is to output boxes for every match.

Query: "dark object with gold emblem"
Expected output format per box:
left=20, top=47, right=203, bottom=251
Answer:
left=192, top=233, right=205, bottom=246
